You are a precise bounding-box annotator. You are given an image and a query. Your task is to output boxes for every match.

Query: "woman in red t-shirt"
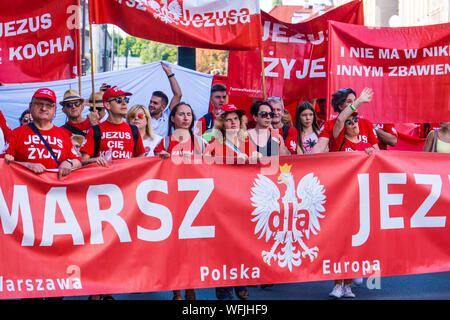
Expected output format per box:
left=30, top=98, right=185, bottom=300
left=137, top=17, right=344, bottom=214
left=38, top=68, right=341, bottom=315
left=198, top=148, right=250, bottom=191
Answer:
left=204, top=104, right=257, bottom=165
left=154, top=102, right=204, bottom=165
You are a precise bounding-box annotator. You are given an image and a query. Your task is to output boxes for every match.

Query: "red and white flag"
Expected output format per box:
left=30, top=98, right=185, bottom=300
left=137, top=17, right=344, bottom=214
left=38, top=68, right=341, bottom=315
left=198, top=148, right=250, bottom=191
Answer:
left=89, top=0, right=261, bottom=50
left=227, top=0, right=364, bottom=100
left=0, top=0, right=80, bottom=84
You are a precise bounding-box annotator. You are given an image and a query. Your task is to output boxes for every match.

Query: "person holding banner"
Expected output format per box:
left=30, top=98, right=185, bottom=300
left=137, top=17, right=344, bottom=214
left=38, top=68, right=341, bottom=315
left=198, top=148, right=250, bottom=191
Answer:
left=373, top=124, right=398, bottom=150
left=60, top=89, right=91, bottom=137
left=127, top=104, right=163, bottom=157
left=247, top=100, right=290, bottom=157
left=267, top=97, right=300, bottom=155
left=294, top=101, right=321, bottom=154
left=423, top=122, right=450, bottom=153
left=4, top=88, right=81, bottom=179
left=149, top=62, right=182, bottom=138
left=154, top=102, right=204, bottom=163
left=80, top=86, right=146, bottom=167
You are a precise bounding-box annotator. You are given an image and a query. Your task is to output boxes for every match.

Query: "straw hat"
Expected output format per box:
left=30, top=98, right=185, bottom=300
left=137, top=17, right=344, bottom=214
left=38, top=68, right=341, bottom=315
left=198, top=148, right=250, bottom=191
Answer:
left=85, top=91, right=105, bottom=109
left=59, top=89, right=84, bottom=106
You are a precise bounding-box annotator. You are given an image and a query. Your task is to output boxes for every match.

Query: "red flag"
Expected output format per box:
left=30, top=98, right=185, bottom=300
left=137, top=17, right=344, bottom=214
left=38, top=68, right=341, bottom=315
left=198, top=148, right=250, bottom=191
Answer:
left=327, top=21, right=450, bottom=123
left=88, top=0, right=261, bottom=50
left=0, top=0, right=80, bottom=84
left=0, top=151, right=449, bottom=299
left=227, top=1, right=364, bottom=100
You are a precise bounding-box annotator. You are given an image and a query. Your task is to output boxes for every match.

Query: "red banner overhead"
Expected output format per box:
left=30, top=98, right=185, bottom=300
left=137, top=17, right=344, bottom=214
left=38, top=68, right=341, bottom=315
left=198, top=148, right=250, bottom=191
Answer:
left=88, top=0, right=261, bottom=50
left=328, top=21, right=450, bottom=123
left=0, top=151, right=449, bottom=299
left=0, top=0, right=80, bottom=84
left=227, top=1, right=364, bottom=99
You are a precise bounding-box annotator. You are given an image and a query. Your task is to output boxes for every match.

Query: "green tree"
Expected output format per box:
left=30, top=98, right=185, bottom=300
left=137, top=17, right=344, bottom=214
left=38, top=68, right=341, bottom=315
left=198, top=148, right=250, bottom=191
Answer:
left=140, top=41, right=177, bottom=64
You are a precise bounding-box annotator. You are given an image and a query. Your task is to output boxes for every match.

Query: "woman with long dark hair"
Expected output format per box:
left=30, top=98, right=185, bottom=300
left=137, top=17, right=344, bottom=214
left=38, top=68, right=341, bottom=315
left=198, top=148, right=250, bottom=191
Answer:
left=294, top=101, right=321, bottom=154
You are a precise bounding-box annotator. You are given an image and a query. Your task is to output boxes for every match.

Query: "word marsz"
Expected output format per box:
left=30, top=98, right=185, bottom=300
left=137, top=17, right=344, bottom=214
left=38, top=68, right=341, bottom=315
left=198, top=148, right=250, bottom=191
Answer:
left=0, top=179, right=215, bottom=246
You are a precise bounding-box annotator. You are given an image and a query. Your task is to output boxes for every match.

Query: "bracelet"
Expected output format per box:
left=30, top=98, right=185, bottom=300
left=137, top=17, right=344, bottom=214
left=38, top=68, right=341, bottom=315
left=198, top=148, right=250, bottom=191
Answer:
left=349, top=104, right=356, bottom=111
left=168, top=73, right=175, bottom=78
left=64, top=159, right=73, bottom=167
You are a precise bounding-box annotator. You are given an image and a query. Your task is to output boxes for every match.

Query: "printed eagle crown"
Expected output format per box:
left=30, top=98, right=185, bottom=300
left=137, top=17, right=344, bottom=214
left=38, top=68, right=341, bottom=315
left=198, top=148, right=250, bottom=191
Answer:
left=279, top=163, right=292, bottom=174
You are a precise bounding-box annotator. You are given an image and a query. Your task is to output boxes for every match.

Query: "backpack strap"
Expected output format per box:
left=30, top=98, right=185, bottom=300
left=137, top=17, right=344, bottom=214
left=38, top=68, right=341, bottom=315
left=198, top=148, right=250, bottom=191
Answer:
left=28, top=123, right=60, bottom=166
left=92, top=124, right=101, bottom=158
left=62, top=123, right=86, bottom=137
left=203, top=112, right=214, bottom=131
left=129, top=123, right=139, bottom=155
left=432, top=128, right=438, bottom=153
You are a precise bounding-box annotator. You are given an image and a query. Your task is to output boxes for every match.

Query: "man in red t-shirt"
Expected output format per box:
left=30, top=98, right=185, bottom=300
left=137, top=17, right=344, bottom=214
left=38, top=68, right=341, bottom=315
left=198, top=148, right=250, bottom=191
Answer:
left=81, top=86, right=145, bottom=166
left=267, top=96, right=299, bottom=154
left=313, top=88, right=379, bottom=153
left=5, top=88, right=81, bottom=179
left=195, top=83, right=227, bottom=138
left=60, top=89, right=91, bottom=136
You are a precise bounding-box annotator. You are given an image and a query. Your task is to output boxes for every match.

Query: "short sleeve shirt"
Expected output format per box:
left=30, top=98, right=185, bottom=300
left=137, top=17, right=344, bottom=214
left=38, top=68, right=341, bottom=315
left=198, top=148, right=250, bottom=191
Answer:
left=373, top=123, right=398, bottom=150
left=341, top=139, right=374, bottom=152
left=81, top=121, right=145, bottom=160
left=277, top=126, right=298, bottom=155
left=319, top=117, right=379, bottom=152
left=6, top=124, right=80, bottom=169
left=150, top=106, right=171, bottom=138
left=61, top=118, right=92, bottom=136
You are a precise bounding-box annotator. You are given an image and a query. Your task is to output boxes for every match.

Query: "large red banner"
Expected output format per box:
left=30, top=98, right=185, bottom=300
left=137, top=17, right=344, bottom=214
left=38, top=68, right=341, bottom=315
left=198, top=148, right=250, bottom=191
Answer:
left=88, top=0, right=261, bottom=50
left=328, top=21, right=450, bottom=123
left=0, top=151, right=449, bottom=299
left=0, top=0, right=80, bottom=84
left=227, top=1, right=364, bottom=100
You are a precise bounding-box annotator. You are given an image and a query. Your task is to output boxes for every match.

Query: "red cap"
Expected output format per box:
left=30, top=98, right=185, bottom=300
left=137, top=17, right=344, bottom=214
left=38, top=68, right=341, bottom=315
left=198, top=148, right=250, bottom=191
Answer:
left=102, top=86, right=132, bottom=103
left=217, top=103, right=245, bottom=116
left=32, top=88, right=57, bottom=103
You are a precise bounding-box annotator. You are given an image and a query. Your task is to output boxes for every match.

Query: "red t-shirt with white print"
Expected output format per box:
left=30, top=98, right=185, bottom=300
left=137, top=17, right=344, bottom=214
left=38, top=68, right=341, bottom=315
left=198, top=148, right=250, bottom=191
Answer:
left=6, top=124, right=80, bottom=169
left=80, top=121, right=145, bottom=160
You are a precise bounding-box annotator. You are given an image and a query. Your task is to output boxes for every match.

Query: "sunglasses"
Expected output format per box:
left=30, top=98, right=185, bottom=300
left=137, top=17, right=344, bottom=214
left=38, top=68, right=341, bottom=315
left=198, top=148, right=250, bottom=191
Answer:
left=21, top=117, right=32, bottom=123
left=64, top=101, right=82, bottom=108
left=89, top=107, right=104, bottom=112
left=344, top=117, right=359, bottom=126
left=108, top=97, right=130, bottom=104
left=259, top=111, right=275, bottom=118
left=131, top=113, right=145, bottom=120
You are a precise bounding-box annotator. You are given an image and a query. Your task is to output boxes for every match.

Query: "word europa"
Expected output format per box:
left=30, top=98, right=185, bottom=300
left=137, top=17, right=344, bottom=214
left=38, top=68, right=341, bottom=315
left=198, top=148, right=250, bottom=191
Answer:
left=352, top=173, right=448, bottom=247
left=118, top=0, right=252, bottom=27
left=200, top=264, right=260, bottom=281
left=0, top=179, right=215, bottom=246
left=323, top=259, right=380, bottom=276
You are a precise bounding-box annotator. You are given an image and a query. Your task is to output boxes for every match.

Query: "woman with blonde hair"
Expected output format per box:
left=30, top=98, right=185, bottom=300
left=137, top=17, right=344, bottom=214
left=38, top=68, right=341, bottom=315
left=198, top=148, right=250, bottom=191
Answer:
left=127, top=104, right=162, bottom=156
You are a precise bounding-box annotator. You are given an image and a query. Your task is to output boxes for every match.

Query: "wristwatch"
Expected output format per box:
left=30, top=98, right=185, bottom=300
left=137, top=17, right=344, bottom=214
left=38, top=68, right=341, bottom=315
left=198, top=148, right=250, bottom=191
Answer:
left=64, top=159, right=73, bottom=167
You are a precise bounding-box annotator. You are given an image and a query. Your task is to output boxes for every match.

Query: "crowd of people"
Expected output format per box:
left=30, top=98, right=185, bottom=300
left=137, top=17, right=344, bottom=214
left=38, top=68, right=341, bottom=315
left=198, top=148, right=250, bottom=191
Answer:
left=0, top=61, right=449, bottom=300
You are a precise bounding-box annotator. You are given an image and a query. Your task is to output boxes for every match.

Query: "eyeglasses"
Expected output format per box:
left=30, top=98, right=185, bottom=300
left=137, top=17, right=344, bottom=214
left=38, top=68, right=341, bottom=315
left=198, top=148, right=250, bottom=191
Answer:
left=259, top=111, right=275, bottom=118
left=89, top=107, right=104, bottom=112
left=64, top=101, right=82, bottom=108
left=21, top=117, right=32, bottom=124
left=33, top=101, right=55, bottom=109
left=108, top=97, right=130, bottom=104
left=344, top=117, right=359, bottom=126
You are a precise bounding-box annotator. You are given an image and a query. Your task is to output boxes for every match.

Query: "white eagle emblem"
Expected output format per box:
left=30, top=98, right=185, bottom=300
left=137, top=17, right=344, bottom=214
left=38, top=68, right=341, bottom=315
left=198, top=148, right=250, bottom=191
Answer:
left=144, top=0, right=183, bottom=24
left=250, top=164, right=326, bottom=271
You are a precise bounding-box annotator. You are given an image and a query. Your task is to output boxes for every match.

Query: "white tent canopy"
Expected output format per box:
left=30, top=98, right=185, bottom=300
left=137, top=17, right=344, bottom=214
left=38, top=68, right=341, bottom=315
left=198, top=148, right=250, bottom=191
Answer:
left=0, top=61, right=213, bottom=129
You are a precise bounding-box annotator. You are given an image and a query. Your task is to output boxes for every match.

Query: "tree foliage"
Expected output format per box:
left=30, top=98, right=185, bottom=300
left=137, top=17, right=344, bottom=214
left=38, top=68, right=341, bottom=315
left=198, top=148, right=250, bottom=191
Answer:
left=196, top=49, right=228, bottom=75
